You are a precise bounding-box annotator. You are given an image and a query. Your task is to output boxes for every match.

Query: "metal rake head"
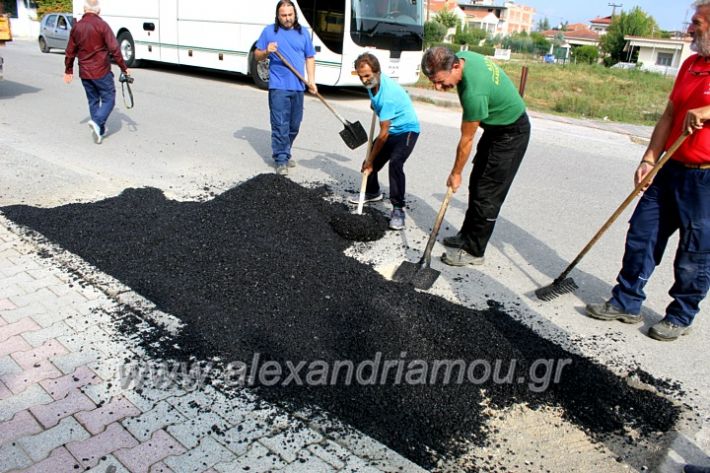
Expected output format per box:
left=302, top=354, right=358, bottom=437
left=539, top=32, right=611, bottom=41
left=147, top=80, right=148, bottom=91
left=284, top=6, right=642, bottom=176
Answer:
left=535, top=277, right=579, bottom=301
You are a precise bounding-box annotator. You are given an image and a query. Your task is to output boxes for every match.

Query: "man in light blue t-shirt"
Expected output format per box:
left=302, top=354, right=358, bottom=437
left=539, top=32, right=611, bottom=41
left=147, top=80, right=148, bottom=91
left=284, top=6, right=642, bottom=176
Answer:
left=349, top=53, right=420, bottom=230
left=255, top=0, right=317, bottom=175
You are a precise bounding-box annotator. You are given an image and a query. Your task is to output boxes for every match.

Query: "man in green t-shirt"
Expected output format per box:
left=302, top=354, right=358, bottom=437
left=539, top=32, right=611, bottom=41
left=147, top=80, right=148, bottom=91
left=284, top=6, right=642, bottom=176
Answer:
left=421, top=46, right=531, bottom=266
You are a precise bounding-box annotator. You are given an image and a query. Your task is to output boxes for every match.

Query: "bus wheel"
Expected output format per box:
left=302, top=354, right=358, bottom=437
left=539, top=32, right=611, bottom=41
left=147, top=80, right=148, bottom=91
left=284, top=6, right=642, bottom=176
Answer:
left=250, top=51, right=269, bottom=89
left=117, top=31, right=141, bottom=67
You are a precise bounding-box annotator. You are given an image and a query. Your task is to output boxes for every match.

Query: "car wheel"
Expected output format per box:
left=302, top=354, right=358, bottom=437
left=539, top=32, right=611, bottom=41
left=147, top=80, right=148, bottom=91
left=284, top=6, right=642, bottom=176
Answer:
left=39, top=37, right=49, bottom=53
left=250, top=49, right=269, bottom=90
left=116, top=30, right=141, bottom=67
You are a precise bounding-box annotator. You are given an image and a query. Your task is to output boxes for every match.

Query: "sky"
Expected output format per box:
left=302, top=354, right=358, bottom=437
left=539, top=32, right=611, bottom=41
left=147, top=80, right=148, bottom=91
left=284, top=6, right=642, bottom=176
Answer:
left=528, top=0, right=694, bottom=32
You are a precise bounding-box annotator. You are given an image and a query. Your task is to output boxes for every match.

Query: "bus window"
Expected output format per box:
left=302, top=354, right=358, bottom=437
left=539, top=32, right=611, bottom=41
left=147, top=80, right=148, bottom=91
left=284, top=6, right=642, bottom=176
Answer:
left=297, top=0, right=345, bottom=55
left=351, top=0, right=423, bottom=51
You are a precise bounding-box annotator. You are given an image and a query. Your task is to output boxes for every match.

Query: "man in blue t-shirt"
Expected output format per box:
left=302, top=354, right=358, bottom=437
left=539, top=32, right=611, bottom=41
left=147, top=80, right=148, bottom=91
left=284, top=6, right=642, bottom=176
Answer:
left=349, top=53, right=420, bottom=230
left=255, top=0, right=317, bottom=175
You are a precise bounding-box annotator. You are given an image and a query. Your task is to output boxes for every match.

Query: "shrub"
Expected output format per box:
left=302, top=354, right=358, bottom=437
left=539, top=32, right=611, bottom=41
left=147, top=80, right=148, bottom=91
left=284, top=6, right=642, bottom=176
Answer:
left=424, top=21, right=447, bottom=46
left=428, top=42, right=460, bottom=53
left=572, top=45, right=599, bottom=64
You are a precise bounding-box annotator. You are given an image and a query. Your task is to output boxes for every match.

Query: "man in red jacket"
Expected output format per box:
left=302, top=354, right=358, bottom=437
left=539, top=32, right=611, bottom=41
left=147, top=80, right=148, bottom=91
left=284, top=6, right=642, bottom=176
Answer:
left=64, top=0, right=128, bottom=144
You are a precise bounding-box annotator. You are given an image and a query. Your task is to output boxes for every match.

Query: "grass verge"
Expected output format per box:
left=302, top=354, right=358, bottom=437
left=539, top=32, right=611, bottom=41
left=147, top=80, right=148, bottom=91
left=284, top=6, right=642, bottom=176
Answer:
left=415, top=60, right=674, bottom=125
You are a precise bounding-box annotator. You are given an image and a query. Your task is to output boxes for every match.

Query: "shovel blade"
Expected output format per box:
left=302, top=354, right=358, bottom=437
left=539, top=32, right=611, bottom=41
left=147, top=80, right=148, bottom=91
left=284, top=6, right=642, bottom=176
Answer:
left=392, top=261, right=441, bottom=290
left=339, top=121, right=368, bottom=149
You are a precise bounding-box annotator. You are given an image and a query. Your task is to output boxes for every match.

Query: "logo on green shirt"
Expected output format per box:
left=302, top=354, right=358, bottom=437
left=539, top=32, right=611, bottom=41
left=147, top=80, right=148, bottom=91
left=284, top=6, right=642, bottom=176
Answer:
left=484, top=57, right=500, bottom=86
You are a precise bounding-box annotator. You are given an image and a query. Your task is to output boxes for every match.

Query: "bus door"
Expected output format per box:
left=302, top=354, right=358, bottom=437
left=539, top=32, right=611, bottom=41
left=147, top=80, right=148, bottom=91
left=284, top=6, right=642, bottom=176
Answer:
left=297, top=0, right=345, bottom=85
left=159, top=0, right=178, bottom=63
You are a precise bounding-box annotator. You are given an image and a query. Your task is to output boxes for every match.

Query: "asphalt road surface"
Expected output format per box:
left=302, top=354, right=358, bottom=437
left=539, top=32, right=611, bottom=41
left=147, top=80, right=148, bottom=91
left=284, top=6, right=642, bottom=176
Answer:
left=1, top=39, right=708, bottom=471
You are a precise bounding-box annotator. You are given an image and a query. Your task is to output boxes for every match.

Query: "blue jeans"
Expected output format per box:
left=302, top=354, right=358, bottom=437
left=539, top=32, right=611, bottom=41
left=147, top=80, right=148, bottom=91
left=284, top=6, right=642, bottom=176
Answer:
left=611, top=161, right=710, bottom=326
left=81, top=72, right=116, bottom=135
left=365, top=131, right=419, bottom=208
left=269, top=89, right=304, bottom=165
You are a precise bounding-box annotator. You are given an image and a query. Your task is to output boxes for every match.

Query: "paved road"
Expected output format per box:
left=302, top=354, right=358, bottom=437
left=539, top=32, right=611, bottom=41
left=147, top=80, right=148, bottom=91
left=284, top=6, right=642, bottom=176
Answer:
left=0, top=39, right=708, bottom=472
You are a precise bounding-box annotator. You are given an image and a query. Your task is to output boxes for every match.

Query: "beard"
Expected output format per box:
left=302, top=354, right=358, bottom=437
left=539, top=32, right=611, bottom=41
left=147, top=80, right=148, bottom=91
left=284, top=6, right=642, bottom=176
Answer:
left=691, top=32, right=710, bottom=57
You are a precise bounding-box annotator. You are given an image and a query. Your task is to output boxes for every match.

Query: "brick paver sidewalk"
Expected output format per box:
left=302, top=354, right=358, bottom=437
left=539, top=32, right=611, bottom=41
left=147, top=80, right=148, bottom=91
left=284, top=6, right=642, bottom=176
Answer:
left=0, top=216, right=426, bottom=473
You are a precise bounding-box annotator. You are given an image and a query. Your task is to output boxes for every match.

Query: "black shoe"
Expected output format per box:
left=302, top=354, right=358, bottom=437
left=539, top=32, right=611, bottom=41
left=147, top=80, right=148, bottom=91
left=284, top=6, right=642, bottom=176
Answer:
left=585, top=302, right=643, bottom=324
left=442, top=233, right=465, bottom=248
left=648, top=319, right=692, bottom=341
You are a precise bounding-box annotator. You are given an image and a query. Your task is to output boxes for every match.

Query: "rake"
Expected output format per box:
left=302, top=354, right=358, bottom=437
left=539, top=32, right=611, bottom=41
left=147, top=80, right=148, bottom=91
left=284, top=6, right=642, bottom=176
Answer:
left=536, top=132, right=689, bottom=301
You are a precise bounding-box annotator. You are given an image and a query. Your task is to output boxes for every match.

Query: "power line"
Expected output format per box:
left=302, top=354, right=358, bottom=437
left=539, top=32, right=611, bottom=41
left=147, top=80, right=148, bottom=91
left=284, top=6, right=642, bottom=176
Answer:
left=608, top=3, right=623, bottom=17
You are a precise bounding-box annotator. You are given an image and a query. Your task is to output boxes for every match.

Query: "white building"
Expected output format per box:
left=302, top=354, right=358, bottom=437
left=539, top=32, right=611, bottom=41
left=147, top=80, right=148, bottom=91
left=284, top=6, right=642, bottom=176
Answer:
left=1, top=0, right=39, bottom=38
left=623, top=35, right=693, bottom=76
left=589, top=15, right=611, bottom=36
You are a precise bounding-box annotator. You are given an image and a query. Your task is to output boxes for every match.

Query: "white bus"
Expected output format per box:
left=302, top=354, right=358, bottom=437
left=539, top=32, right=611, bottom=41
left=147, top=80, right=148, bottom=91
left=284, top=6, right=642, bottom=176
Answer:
left=71, top=0, right=424, bottom=87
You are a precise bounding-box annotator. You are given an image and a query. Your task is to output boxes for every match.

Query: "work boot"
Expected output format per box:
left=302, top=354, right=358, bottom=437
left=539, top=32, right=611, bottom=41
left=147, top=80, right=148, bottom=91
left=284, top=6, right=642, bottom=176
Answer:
left=287, top=159, right=296, bottom=168
left=389, top=208, right=405, bottom=230
left=348, top=192, right=384, bottom=204
left=648, top=318, right=692, bottom=341
left=441, top=248, right=484, bottom=266
left=443, top=232, right=465, bottom=248
left=88, top=120, right=102, bottom=144
left=585, top=302, right=642, bottom=324
left=275, top=164, right=288, bottom=176
left=685, top=465, right=710, bottom=473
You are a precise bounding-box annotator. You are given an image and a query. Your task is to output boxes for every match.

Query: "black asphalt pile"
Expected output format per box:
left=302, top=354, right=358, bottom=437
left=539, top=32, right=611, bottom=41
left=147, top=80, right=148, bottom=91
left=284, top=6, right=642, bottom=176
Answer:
left=1, top=174, right=680, bottom=469
left=329, top=208, right=389, bottom=242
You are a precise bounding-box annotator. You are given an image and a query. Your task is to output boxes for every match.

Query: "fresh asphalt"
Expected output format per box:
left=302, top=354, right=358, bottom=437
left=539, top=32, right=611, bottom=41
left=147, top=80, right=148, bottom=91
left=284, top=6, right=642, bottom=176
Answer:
left=0, top=39, right=707, bottom=470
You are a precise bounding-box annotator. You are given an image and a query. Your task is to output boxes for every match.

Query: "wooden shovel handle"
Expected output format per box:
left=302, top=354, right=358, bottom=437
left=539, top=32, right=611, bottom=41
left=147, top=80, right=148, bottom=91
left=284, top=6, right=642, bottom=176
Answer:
left=356, top=112, right=378, bottom=215
left=272, top=50, right=347, bottom=125
left=422, top=187, right=454, bottom=266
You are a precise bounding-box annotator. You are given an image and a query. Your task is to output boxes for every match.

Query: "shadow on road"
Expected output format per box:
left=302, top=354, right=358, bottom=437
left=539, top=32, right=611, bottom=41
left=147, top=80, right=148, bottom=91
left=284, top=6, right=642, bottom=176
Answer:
left=0, top=80, right=41, bottom=99
left=233, top=126, right=272, bottom=166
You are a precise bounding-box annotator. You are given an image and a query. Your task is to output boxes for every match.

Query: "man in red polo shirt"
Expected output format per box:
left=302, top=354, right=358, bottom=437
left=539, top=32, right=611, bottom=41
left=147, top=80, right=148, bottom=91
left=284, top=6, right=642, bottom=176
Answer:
left=586, top=0, right=710, bottom=341
left=64, top=0, right=128, bottom=144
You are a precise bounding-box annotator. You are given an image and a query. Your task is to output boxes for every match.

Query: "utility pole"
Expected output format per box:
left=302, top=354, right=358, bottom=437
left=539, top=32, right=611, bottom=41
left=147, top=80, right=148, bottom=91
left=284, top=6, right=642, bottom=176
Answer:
left=608, top=2, right=622, bottom=17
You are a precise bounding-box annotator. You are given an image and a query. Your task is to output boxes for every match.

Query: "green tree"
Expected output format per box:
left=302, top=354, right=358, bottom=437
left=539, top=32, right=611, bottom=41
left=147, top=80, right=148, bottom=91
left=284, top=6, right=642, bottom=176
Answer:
left=454, top=24, right=486, bottom=46
left=572, top=45, right=599, bottom=64
left=424, top=20, right=447, bottom=46
left=433, top=8, right=459, bottom=29
left=34, top=0, right=72, bottom=16
left=530, top=32, right=551, bottom=55
left=600, top=7, right=660, bottom=66
left=536, top=17, right=550, bottom=31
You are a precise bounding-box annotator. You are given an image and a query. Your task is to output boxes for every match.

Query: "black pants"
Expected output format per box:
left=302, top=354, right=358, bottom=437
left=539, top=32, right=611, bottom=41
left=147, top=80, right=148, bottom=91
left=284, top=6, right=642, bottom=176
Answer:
left=366, top=131, right=419, bottom=208
left=462, top=112, right=530, bottom=257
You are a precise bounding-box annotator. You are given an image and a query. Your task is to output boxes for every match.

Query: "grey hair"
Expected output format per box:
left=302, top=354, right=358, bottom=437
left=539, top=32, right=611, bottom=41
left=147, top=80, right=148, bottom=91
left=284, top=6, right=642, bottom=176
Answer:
left=84, top=0, right=100, bottom=13
left=421, top=47, right=460, bottom=77
left=695, top=0, right=710, bottom=7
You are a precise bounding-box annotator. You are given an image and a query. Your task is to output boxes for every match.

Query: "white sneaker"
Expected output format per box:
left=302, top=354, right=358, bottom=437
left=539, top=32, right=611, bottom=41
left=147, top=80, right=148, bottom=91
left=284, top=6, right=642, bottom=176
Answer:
left=88, top=120, right=102, bottom=144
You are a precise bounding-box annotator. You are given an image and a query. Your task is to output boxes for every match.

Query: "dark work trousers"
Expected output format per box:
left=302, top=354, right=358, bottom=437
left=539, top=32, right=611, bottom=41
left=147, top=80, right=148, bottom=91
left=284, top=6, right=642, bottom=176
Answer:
left=365, top=131, right=419, bottom=208
left=610, top=161, right=710, bottom=327
left=461, top=112, right=531, bottom=257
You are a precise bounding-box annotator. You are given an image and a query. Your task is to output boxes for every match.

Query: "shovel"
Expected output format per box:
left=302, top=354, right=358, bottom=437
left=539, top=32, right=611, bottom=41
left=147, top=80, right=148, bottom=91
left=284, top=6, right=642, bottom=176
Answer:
left=392, top=187, right=454, bottom=290
left=274, top=50, right=367, bottom=149
left=356, top=111, right=378, bottom=215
